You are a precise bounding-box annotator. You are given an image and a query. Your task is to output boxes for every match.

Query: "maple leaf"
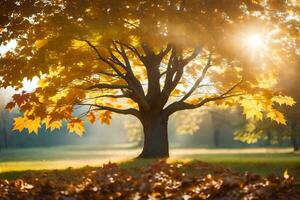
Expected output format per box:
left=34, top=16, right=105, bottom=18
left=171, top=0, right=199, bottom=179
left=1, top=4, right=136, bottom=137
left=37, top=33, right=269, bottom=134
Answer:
left=13, top=117, right=41, bottom=134
left=240, top=99, right=263, bottom=120
left=0, top=160, right=299, bottom=199
left=13, top=117, right=27, bottom=133
left=67, top=118, right=84, bottom=136
left=267, top=109, right=286, bottom=125
left=5, top=102, right=16, bottom=111
left=99, top=111, right=112, bottom=125
left=12, top=92, right=30, bottom=107
left=272, top=95, right=296, bottom=106
left=26, top=117, right=41, bottom=134
left=1, top=0, right=298, bottom=158
left=86, top=112, right=96, bottom=124
left=43, top=117, right=62, bottom=131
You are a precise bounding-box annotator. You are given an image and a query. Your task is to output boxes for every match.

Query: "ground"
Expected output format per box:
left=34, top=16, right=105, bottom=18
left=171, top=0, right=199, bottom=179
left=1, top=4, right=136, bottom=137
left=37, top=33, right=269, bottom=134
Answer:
left=1, top=146, right=300, bottom=199
left=0, top=145, right=299, bottom=179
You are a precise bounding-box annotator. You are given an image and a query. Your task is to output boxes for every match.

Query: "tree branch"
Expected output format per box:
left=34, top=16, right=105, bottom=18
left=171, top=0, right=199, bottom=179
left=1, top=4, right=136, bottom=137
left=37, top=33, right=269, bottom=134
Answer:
left=157, top=44, right=173, bottom=62
left=78, top=103, right=141, bottom=118
left=79, top=39, right=126, bottom=79
left=80, top=39, right=149, bottom=110
left=162, top=47, right=201, bottom=98
left=114, top=41, right=144, bottom=62
left=86, top=84, right=129, bottom=90
left=85, top=94, right=129, bottom=100
left=164, top=79, right=243, bottom=116
left=180, top=51, right=213, bottom=102
left=181, top=48, right=201, bottom=66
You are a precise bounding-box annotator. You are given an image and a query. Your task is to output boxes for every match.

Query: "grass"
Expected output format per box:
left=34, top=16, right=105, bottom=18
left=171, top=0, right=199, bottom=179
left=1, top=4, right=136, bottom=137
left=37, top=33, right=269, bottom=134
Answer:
left=178, top=153, right=300, bottom=176
left=0, top=145, right=299, bottom=179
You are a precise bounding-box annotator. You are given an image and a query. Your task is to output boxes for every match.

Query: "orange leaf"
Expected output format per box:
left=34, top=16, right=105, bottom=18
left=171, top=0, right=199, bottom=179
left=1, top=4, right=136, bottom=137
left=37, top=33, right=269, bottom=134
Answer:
left=87, top=112, right=96, bottom=124
left=99, top=111, right=112, bottom=125
left=13, top=92, right=30, bottom=107
left=5, top=102, right=16, bottom=111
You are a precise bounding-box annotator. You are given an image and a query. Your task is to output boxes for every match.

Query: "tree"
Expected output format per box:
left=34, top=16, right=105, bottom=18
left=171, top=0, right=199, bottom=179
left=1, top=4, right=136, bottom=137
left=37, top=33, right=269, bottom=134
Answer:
left=234, top=45, right=300, bottom=151
left=0, top=90, right=10, bottom=150
left=0, top=0, right=299, bottom=158
left=283, top=54, right=300, bottom=151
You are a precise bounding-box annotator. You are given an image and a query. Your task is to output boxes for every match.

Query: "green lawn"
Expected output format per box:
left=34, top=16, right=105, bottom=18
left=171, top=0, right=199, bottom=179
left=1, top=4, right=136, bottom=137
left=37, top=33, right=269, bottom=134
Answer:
left=0, top=145, right=299, bottom=179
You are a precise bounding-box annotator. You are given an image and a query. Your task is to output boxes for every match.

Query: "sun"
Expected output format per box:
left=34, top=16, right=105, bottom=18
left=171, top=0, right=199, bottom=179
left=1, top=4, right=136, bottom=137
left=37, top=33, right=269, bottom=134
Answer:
left=246, top=35, right=262, bottom=49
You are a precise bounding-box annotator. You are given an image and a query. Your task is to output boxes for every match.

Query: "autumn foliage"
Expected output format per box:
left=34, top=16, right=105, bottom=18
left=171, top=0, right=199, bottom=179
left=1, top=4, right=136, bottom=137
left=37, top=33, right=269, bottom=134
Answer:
left=0, top=161, right=299, bottom=200
left=0, top=0, right=299, bottom=157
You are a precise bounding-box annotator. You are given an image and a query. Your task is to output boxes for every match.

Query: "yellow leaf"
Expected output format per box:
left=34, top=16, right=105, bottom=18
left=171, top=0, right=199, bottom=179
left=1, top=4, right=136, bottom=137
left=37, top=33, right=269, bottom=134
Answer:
left=38, top=79, right=48, bottom=88
left=43, top=116, right=62, bottom=131
left=240, top=99, right=263, bottom=120
left=67, top=118, right=84, bottom=136
left=272, top=95, right=296, bottom=106
left=13, top=117, right=27, bottom=132
left=71, top=39, right=88, bottom=49
left=267, top=109, right=286, bottom=125
left=27, top=117, right=41, bottom=134
left=245, top=122, right=256, bottom=132
left=257, top=73, right=277, bottom=89
left=13, top=117, right=41, bottom=134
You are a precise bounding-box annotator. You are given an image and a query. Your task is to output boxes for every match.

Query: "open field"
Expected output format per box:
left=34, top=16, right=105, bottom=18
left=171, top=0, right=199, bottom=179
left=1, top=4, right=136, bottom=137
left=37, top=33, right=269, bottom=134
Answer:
left=0, top=145, right=299, bottom=179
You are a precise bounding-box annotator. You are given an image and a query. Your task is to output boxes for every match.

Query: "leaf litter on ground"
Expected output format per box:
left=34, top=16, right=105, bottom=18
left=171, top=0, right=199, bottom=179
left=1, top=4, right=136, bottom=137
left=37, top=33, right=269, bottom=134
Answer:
left=0, top=160, right=300, bottom=200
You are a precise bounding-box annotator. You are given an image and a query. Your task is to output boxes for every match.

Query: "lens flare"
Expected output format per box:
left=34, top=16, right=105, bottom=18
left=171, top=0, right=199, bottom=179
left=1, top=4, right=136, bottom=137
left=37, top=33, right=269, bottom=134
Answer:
left=246, top=35, right=262, bottom=49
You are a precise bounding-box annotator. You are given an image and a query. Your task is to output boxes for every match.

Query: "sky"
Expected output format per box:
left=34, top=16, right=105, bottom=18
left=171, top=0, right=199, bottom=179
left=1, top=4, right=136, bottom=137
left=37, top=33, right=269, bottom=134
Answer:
left=0, top=40, right=17, bottom=55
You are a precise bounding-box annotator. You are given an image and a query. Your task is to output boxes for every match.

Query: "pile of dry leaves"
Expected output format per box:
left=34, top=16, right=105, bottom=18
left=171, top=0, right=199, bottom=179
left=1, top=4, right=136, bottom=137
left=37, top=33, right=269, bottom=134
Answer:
left=0, top=160, right=299, bottom=199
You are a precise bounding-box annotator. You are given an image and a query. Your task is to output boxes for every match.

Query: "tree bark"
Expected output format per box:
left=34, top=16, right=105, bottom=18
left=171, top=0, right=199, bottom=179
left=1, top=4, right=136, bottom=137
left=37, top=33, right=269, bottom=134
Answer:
left=137, top=113, right=169, bottom=158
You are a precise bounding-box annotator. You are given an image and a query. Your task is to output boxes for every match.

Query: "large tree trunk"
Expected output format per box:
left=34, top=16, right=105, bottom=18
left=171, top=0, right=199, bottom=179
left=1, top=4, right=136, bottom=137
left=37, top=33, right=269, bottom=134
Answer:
left=138, top=113, right=169, bottom=158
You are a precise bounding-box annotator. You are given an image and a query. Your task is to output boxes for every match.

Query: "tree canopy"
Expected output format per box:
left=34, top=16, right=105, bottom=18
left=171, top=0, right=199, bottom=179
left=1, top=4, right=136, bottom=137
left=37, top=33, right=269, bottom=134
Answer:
left=0, top=0, right=299, bottom=141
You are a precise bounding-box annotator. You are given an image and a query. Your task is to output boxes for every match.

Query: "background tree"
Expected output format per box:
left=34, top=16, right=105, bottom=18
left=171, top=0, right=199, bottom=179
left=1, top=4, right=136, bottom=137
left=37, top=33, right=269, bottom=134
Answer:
left=283, top=53, right=300, bottom=151
left=235, top=49, right=300, bottom=151
left=0, top=89, right=11, bottom=150
left=0, top=0, right=299, bottom=158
